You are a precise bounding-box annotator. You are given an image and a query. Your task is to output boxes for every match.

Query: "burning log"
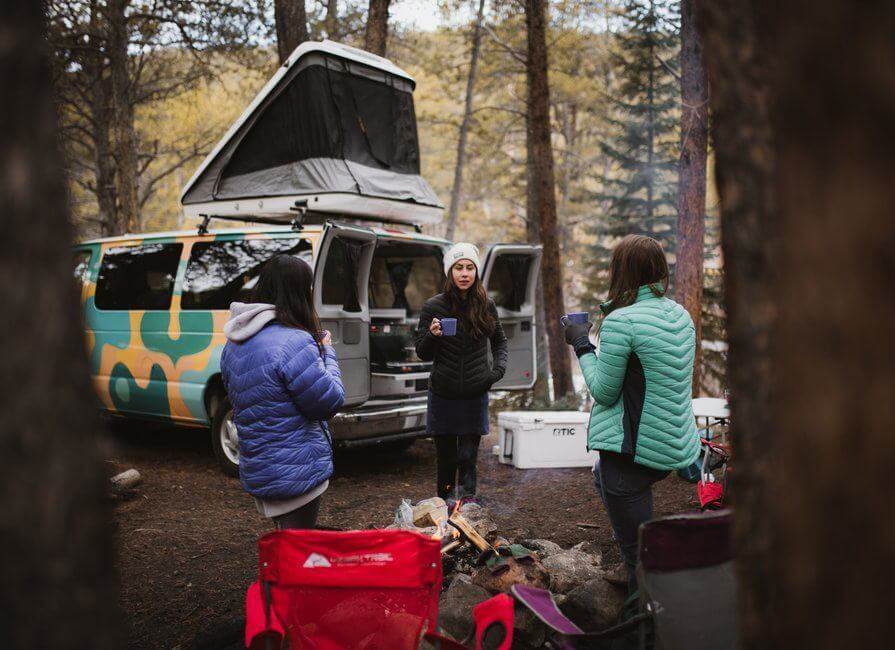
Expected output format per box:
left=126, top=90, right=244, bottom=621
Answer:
left=447, top=513, right=492, bottom=553
left=440, top=540, right=462, bottom=555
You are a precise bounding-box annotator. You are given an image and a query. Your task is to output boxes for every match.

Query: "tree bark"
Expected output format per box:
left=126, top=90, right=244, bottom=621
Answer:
left=525, top=87, right=550, bottom=403
left=107, top=0, right=139, bottom=234
left=325, top=0, right=341, bottom=40
left=275, top=0, right=309, bottom=64
left=445, top=0, right=487, bottom=242
left=364, top=0, right=391, bottom=57
left=698, top=0, right=895, bottom=646
left=525, top=0, right=573, bottom=399
left=674, top=0, right=708, bottom=395
left=84, top=0, right=118, bottom=237
left=0, top=1, right=118, bottom=646
left=694, top=2, right=777, bottom=645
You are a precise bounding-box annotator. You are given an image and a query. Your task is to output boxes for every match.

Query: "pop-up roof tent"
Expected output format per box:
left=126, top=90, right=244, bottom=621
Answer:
left=180, top=41, right=443, bottom=226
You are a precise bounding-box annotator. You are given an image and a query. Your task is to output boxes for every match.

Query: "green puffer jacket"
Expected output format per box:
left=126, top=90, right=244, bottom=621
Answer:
left=578, top=284, right=699, bottom=470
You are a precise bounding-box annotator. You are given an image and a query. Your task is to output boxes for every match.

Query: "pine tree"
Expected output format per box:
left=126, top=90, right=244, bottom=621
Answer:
left=582, top=0, right=679, bottom=308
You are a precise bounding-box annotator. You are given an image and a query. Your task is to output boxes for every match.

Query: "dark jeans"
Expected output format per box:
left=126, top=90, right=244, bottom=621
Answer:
left=593, top=451, right=669, bottom=593
left=434, top=435, right=482, bottom=500
left=273, top=496, right=322, bottom=530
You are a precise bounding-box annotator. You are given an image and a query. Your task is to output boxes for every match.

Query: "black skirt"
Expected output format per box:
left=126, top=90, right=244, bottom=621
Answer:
left=426, top=390, right=489, bottom=437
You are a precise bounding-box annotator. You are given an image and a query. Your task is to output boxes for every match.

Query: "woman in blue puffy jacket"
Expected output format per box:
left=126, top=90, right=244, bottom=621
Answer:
left=220, top=254, right=345, bottom=530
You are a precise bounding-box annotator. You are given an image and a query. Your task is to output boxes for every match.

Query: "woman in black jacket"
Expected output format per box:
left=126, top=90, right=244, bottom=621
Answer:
left=415, top=243, right=508, bottom=503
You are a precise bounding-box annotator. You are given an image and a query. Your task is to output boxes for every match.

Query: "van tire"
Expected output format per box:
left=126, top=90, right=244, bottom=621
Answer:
left=210, top=391, right=239, bottom=478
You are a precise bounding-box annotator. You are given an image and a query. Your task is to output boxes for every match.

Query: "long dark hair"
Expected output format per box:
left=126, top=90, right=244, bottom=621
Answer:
left=605, top=235, right=669, bottom=313
left=443, top=272, right=496, bottom=340
left=253, top=254, right=324, bottom=351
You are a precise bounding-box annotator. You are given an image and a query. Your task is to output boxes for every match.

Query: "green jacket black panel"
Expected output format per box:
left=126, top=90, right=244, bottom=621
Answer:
left=578, top=284, right=699, bottom=470
left=415, top=293, right=507, bottom=399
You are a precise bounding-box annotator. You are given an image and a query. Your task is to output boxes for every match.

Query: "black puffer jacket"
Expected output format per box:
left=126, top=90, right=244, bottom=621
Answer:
left=415, top=293, right=508, bottom=399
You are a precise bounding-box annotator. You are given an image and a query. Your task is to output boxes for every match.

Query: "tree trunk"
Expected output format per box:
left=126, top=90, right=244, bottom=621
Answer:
left=325, top=0, right=341, bottom=40
left=525, top=0, right=573, bottom=399
left=107, top=0, right=139, bottom=234
left=86, top=0, right=118, bottom=237
left=674, top=0, right=708, bottom=395
left=444, top=0, right=487, bottom=242
left=694, top=3, right=777, bottom=645
left=698, top=0, right=895, bottom=646
left=525, top=97, right=550, bottom=403
left=275, top=0, right=309, bottom=64
left=364, top=0, right=391, bottom=57
left=0, top=1, right=118, bottom=646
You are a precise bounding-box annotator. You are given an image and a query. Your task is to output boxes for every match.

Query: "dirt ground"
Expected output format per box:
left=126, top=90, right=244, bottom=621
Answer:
left=109, top=421, right=696, bottom=649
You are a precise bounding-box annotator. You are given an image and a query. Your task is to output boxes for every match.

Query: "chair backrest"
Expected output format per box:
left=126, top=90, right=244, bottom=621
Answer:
left=637, top=509, right=737, bottom=650
left=246, top=529, right=442, bottom=649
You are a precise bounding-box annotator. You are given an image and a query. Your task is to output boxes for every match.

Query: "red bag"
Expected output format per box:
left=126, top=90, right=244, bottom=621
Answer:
left=473, top=593, right=514, bottom=650
left=245, top=529, right=442, bottom=649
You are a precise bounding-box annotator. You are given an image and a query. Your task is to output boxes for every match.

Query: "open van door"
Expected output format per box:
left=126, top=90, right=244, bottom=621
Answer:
left=481, top=244, right=542, bottom=390
left=314, top=223, right=377, bottom=407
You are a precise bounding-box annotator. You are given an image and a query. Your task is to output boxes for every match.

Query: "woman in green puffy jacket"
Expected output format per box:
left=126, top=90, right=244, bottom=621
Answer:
left=562, top=234, right=699, bottom=593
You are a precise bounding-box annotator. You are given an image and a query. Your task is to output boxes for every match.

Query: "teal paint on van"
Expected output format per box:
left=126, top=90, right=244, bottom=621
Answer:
left=109, top=362, right=171, bottom=418
left=140, top=311, right=215, bottom=365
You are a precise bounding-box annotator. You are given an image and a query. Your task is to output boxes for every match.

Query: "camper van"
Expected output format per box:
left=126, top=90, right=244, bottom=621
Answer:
left=76, top=41, right=541, bottom=476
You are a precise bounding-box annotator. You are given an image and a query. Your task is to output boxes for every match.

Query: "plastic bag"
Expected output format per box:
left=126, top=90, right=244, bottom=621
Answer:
left=392, top=498, right=415, bottom=530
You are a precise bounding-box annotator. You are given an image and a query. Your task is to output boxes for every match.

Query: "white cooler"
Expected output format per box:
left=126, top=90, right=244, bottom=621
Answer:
left=495, top=411, right=599, bottom=469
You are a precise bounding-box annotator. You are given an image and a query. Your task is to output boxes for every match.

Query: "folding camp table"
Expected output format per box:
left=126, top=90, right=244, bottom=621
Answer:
left=691, top=397, right=729, bottom=443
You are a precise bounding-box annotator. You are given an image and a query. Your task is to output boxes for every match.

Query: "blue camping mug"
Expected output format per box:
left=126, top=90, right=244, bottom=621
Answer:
left=560, top=312, right=589, bottom=327
left=440, top=317, right=458, bottom=336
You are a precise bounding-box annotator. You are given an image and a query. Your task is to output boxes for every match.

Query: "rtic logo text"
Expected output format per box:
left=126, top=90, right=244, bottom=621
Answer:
left=553, top=427, right=576, bottom=437
left=303, top=553, right=332, bottom=568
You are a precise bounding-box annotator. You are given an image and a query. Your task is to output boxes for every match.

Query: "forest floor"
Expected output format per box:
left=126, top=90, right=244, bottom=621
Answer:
left=109, top=421, right=696, bottom=649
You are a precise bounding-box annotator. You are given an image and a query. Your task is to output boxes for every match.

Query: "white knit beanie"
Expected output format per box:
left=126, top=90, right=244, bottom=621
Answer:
left=443, top=243, right=482, bottom=277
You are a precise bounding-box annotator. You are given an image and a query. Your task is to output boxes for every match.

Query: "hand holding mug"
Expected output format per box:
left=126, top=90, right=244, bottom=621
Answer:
left=321, top=330, right=332, bottom=346
left=429, top=317, right=443, bottom=337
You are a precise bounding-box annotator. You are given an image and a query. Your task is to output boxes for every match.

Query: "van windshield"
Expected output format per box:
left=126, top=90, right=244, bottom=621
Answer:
left=369, top=241, right=443, bottom=317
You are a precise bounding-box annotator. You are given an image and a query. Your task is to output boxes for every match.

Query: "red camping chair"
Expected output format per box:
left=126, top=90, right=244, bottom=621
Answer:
left=244, top=529, right=514, bottom=650
left=246, top=529, right=442, bottom=649
left=697, top=439, right=730, bottom=510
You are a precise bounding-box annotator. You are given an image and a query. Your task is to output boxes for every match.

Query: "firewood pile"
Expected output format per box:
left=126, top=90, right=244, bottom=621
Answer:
left=388, top=497, right=629, bottom=648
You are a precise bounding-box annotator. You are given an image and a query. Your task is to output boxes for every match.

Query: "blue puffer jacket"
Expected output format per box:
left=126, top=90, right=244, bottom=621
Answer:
left=220, top=303, right=344, bottom=500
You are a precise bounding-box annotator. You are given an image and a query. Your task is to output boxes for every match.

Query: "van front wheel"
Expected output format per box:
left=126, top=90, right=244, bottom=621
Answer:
left=210, top=392, right=239, bottom=478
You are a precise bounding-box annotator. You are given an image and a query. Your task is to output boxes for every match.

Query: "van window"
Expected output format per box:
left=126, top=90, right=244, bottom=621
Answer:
left=369, top=241, right=443, bottom=315
left=487, top=253, right=533, bottom=312
left=73, top=250, right=92, bottom=285
left=321, top=237, right=364, bottom=312
left=181, top=238, right=312, bottom=310
left=95, top=243, right=183, bottom=310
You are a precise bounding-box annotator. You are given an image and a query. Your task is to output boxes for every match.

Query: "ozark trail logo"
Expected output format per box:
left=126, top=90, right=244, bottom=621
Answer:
left=303, top=552, right=332, bottom=568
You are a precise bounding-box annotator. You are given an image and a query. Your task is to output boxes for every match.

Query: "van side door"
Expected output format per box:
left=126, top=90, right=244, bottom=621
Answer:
left=314, top=223, right=377, bottom=407
left=481, top=244, right=543, bottom=390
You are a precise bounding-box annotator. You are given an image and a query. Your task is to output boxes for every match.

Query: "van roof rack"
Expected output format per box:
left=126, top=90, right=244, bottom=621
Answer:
left=197, top=212, right=306, bottom=235
left=196, top=208, right=426, bottom=237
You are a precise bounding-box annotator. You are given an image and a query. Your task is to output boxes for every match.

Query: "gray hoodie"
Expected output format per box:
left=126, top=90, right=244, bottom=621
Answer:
left=223, top=302, right=277, bottom=342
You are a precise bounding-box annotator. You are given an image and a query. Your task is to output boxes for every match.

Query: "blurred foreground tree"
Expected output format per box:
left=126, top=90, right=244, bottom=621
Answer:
left=275, top=0, right=309, bottom=63
left=698, top=0, right=895, bottom=646
left=674, top=0, right=708, bottom=393
left=0, top=1, right=118, bottom=645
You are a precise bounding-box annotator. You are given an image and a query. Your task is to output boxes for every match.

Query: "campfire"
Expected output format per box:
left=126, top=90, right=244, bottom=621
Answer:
left=387, top=496, right=624, bottom=647
left=431, top=499, right=491, bottom=556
